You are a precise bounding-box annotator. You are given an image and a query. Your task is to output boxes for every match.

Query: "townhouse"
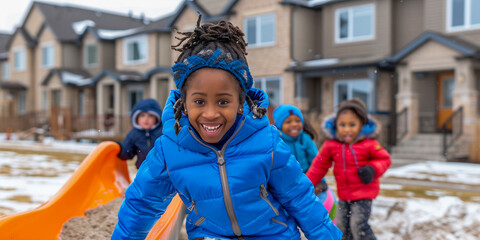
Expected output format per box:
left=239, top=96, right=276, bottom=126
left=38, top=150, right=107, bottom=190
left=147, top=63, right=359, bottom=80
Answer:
left=1, top=0, right=480, bottom=162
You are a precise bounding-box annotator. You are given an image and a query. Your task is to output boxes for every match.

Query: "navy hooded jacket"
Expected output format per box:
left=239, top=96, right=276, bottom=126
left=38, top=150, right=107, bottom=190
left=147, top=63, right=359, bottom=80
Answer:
left=118, top=98, right=163, bottom=169
left=112, top=88, right=341, bottom=240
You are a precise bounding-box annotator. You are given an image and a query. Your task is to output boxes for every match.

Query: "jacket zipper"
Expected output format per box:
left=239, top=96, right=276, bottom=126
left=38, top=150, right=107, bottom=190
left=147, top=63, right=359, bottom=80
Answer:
left=259, top=184, right=279, bottom=215
left=188, top=117, right=246, bottom=239
left=146, top=131, right=151, bottom=147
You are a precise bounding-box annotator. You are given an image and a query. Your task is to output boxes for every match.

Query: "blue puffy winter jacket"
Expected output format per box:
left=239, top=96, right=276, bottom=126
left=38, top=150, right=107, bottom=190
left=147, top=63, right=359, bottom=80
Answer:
left=118, top=98, right=163, bottom=169
left=112, top=88, right=341, bottom=240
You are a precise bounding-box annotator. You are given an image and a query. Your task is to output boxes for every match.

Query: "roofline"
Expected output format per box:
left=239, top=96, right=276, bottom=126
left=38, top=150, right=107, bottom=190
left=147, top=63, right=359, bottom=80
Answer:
left=286, top=60, right=393, bottom=76
left=384, top=31, right=480, bottom=65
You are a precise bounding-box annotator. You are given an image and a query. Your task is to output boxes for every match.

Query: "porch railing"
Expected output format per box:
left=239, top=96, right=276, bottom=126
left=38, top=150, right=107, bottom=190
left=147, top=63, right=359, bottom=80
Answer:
left=396, top=107, right=408, bottom=142
left=442, top=106, right=463, bottom=156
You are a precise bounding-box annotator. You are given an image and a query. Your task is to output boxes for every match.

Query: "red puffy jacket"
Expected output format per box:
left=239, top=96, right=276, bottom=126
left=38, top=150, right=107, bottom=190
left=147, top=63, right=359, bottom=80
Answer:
left=307, top=116, right=391, bottom=201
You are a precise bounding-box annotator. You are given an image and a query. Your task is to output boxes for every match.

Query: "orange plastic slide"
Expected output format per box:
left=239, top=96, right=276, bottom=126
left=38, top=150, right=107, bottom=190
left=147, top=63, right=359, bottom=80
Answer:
left=0, top=141, right=185, bottom=240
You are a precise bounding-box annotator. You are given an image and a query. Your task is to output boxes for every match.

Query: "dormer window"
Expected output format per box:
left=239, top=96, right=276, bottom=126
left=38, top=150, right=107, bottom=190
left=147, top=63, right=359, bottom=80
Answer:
left=447, top=0, right=480, bottom=32
left=123, top=35, right=148, bottom=65
left=85, top=44, right=98, bottom=67
left=335, top=4, right=375, bottom=43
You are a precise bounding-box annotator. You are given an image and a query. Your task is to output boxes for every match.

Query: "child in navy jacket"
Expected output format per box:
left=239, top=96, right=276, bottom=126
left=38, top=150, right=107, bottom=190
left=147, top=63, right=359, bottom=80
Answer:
left=117, top=98, right=163, bottom=169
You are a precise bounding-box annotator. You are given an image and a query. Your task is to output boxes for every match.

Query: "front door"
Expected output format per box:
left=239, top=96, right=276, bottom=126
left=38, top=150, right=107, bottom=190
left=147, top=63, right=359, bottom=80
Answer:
left=437, top=73, right=455, bottom=130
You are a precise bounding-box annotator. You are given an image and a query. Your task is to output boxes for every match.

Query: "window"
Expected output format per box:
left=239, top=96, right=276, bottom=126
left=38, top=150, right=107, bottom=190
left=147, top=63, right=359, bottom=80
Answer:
left=2, top=62, right=9, bottom=80
left=14, top=48, right=26, bottom=71
left=254, top=77, right=282, bottom=108
left=42, top=90, right=47, bottom=110
left=335, top=4, right=374, bottom=43
left=123, top=35, right=147, bottom=64
left=447, top=0, right=480, bottom=31
left=52, top=90, right=62, bottom=107
left=244, top=13, right=276, bottom=47
left=19, top=91, right=26, bottom=114
left=127, top=85, right=144, bottom=113
left=334, top=79, right=374, bottom=111
left=78, top=90, right=85, bottom=115
left=41, top=44, right=54, bottom=68
left=85, top=44, right=98, bottom=67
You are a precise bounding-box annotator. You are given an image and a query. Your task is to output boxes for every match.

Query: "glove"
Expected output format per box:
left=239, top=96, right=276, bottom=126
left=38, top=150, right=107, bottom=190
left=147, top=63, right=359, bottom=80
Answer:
left=314, top=181, right=329, bottom=195
left=358, top=165, right=375, bottom=184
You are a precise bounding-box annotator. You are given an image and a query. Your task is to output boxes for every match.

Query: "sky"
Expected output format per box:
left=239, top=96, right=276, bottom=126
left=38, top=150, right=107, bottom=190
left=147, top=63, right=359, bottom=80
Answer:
left=0, top=0, right=183, bottom=33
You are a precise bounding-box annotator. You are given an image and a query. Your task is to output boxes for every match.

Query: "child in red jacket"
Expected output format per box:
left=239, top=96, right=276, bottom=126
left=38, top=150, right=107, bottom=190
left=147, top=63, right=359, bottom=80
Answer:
left=307, top=98, right=391, bottom=240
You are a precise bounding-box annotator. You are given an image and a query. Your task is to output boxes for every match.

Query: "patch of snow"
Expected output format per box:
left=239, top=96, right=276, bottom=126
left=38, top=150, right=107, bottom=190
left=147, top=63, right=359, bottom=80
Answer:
left=72, top=20, right=95, bottom=35
left=61, top=71, right=93, bottom=86
left=97, top=27, right=142, bottom=40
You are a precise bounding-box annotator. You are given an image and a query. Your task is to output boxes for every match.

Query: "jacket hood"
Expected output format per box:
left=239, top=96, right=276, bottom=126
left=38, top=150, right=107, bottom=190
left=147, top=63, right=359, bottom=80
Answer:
left=162, top=88, right=270, bottom=153
left=321, top=114, right=381, bottom=142
left=131, top=98, right=163, bottom=130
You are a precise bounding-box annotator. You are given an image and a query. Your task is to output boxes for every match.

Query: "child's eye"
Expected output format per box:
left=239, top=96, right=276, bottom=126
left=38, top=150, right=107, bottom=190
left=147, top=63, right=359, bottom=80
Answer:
left=218, top=100, right=229, bottom=105
left=339, top=123, right=345, bottom=127
left=194, top=100, right=204, bottom=105
left=350, top=123, right=356, bottom=127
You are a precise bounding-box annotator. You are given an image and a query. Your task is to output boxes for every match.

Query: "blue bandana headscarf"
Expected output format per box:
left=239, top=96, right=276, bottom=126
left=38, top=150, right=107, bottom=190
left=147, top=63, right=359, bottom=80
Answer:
left=172, top=48, right=253, bottom=91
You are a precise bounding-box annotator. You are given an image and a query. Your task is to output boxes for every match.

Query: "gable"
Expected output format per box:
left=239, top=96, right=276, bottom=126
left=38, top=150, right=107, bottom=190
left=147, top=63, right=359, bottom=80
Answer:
left=197, top=0, right=231, bottom=16
left=403, top=41, right=463, bottom=63
left=23, top=6, right=45, bottom=38
left=9, top=32, right=28, bottom=50
left=175, top=7, right=202, bottom=32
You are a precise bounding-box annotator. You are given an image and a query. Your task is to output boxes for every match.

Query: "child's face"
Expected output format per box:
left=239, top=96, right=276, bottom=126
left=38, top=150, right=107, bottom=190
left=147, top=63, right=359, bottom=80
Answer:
left=137, top=112, right=157, bottom=130
left=336, top=110, right=362, bottom=144
left=281, top=115, right=303, bottom=138
left=184, top=68, right=242, bottom=144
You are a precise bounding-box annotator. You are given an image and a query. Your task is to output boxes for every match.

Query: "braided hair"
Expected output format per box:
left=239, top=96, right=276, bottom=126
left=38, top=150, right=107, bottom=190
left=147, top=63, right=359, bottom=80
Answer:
left=171, top=15, right=266, bottom=135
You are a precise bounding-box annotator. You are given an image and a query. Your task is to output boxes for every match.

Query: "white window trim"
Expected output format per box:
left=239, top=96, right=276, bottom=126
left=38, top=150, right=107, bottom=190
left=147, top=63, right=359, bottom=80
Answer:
left=334, top=4, right=375, bottom=44
left=333, top=78, right=374, bottom=112
left=446, top=0, right=480, bottom=32
left=41, top=42, right=55, bottom=68
left=244, top=13, right=276, bottom=48
left=254, top=76, right=283, bottom=106
left=84, top=44, right=98, bottom=67
left=123, top=34, right=148, bottom=65
left=13, top=47, right=26, bottom=72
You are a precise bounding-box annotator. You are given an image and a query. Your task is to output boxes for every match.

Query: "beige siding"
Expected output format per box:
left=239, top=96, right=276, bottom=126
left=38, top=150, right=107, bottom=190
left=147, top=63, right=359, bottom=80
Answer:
left=322, top=0, right=392, bottom=58
left=82, top=33, right=102, bottom=75
left=292, top=6, right=319, bottom=61
left=35, top=28, right=59, bottom=111
left=158, top=33, right=171, bottom=66
left=393, top=0, right=424, bottom=51
left=403, top=41, right=461, bottom=71
left=9, top=33, right=34, bottom=112
left=24, top=7, right=44, bottom=37
left=102, top=42, right=116, bottom=72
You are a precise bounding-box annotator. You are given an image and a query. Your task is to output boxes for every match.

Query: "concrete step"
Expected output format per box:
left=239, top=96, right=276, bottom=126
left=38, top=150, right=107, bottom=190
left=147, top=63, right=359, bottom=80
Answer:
left=390, top=145, right=443, bottom=155
left=390, top=152, right=446, bottom=161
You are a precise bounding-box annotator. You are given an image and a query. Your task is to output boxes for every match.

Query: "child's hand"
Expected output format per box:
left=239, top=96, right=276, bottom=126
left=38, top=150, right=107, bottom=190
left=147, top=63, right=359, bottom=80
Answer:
left=314, top=181, right=328, bottom=195
left=357, top=165, right=375, bottom=184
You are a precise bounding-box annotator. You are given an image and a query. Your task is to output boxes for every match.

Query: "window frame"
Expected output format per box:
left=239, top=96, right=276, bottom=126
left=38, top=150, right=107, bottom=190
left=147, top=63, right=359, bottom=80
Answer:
left=13, top=47, right=26, bottom=72
left=41, top=42, right=55, bottom=68
left=84, top=44, right=98, bottom=67
left=126, top=85, right=144, bottom=113
left=244, top=13, right=276, bottom=48
left=123, top=34, right=148, bottom=65
left=334, top=3, right=375, bottom=43
left=253, top=76, right=282, bottom=107
left=333, top=78, right=375, bottom=112
left=2, top=62, right=9, bottom=80
left=19, top=91, right=26, bottom=114
left=446, top=0, right=480, bottom=32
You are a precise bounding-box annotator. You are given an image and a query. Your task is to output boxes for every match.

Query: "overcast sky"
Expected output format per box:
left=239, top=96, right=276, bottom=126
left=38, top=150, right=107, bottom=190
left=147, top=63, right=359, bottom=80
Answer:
left=0, top=0, right=183, bottom=33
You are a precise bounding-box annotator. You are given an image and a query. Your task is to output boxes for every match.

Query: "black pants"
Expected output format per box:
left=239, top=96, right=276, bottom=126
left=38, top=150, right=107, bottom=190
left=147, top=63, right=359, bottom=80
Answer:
left=337, top=199, right=376, bottom=240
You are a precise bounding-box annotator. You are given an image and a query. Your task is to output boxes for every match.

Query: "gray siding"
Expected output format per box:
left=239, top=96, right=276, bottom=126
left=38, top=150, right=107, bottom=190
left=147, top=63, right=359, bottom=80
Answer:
left=292, top=6, right=319, bottom=61
left=393, top=0, right=424, bottom=51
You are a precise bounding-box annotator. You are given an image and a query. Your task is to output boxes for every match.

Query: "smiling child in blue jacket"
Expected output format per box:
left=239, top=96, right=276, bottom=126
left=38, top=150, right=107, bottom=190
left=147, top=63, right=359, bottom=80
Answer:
left=112, top=16, right=341, bottom=240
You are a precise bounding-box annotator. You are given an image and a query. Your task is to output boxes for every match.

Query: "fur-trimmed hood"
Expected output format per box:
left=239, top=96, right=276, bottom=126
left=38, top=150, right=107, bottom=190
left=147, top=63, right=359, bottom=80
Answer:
left=321, top=114, right=381, bottom=142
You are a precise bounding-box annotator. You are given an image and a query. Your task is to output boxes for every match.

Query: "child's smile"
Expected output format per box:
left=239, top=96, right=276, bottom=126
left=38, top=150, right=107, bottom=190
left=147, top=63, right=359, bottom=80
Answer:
left=184, top=68, right=242, bottom=144
left=281, top=115, right=303, bottom=138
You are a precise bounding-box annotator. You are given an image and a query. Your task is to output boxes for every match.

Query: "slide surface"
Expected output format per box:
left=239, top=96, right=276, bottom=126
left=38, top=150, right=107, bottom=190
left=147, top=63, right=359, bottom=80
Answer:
left=0, top=141, right=184, bottom=240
